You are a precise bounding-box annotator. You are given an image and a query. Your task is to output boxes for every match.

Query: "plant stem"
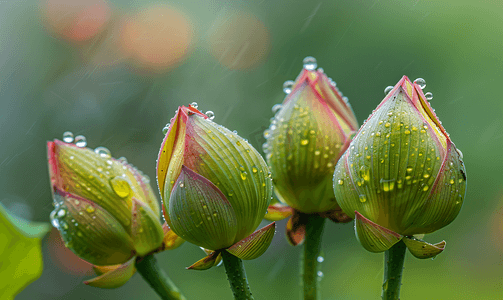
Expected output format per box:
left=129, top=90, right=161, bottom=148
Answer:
left=382, top=240, right=407, bottom=300
left=136, top=255, right=186, bottom=300
left=302, top=214, right=326, bottom=300
left=221, top=250, right=254, bottom=300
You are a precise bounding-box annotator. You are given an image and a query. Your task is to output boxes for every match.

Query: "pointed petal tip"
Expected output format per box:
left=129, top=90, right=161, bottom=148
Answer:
left=264, top=203, right=293, bottom=221
left=84, top=257, right=136, bottom=289
left=403, top=237, right=446, bottom=259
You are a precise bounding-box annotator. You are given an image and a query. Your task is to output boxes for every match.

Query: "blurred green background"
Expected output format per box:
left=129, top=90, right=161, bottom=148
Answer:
left=2, top=0, right=502, bottom=299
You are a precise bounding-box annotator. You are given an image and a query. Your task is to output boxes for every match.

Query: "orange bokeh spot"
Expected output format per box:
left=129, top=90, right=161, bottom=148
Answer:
left=207, top=11, right=271, bottom=70
left=120, top=4, right=193, bottom=71
left=42, top=0, right=111, bottom=43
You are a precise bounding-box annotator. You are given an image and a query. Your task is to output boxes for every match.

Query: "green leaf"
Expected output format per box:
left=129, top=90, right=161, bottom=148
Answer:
left=226, top=222, right=276, bottom=260
left=354, top=211, right=402, bottom=253
left=0, top=203, right=50, bottom=299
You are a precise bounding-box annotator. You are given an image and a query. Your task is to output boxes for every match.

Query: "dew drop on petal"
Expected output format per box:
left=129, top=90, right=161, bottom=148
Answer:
left=190, top=102, right=198, bottom=108
left=456, top=148, right=463, bottom=159
left=205, top=111, right=215, bottom=120
left=359, top=195, right=367, bottom=203
left=94, top=146, right=111, bottom=159
left=74, top=135, right=87, bottom=147
left=425, top=92, right=433, bottom=100
left=86, top=206, right=95, bottom=213
left=384, top=86, right=394, bottom=94
left=272, top=104, right=283, bottom=114
left=162, top=124, right=170, bottom=135
left=50, top=210, right=59, bottom=228
left=282, top=81, right=294, bottom=94
left=303, top=56, right=317, bottom=71
left=63, top=131, right=74, bottom=143
left=414, top=78, right=426, bottom=89
left=110, top=177, right=131, bottom=198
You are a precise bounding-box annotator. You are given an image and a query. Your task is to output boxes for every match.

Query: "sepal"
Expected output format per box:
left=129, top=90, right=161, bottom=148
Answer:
left=354, top=211, right=403, bottom=253
left=264, top=203, right=293, bottom=221
left=84, top=256, right=136, bottom=288
left=403, top=236, right=446, bottom=259
left=186, top=250, right=221, bottom=270
left=226, top=222, right=276, bottom=260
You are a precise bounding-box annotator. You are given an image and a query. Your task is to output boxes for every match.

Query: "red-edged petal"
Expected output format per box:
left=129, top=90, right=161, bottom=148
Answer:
left=285, top=211, right=309, bottom=246
left=84, top=256, right=136, bottom=288
left=354, top=211, right=402, bottom=253
left=226, top=222, right=276, bottom=260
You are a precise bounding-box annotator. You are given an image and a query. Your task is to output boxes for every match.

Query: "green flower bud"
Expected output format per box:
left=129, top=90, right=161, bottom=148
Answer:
left=47, top=139, right=164, bottom=287
left=333, top=76, right=466, bottom=255
left=157, top=105, right=275, bottom=267
left=265, top=59, right=358, bottom=214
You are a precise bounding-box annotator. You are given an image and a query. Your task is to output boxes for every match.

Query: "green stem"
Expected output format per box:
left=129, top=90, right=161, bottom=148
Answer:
left=221, top=250, right=254, bottom=300
left=302, top=214, right=326, bottom=300
left=136, top=255, right=186, bottom=300
left=382, top=240, right=407, bottom=300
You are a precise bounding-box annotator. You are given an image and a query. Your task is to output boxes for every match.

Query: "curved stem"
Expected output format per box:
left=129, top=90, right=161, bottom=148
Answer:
left=302, top=214, right=326, bottom=300
left=221, top=250, right=254, bottom=300
left=136, top=255, right=186, bottom=300
left=382, top=240, right=407, bottom=300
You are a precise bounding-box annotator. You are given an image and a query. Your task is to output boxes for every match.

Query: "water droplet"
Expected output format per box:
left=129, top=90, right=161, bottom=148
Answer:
left=359, top=195, right=367, bottom=203
left=240, top=171, right=247, bottom=180
left=406, top=167, right=413, bottom=173
left=423, top=174, right=430, bottom=179
left=57, top=209, right=66, bottom=218
left=179, top=183, right=185, bottom=188
left=384, top=86, right=393, bottom=94
left=414, top=78, right=426, bottom=89
left=423, top=185, right=429, bottom=191
left=380, top=179, right=395, bottom=192
left=190, top=102, right=198, bottom=108
left=263, top=130, right=270, bottom=139
left=86, top=205, right=95, bottom=213
left=74, top=135, right=87, bottom=147
left=450, top=179, right=455, bottom=184
left=425, top=92, right=433, bottom=100
left=338, top=179, right=344, bottom=185
left=317, top=271, right=324, bottom=278
left=456, top=148, right=463, bottom=159
left=63, top=131, right=74, bottom=143
left=303, top=56, right=317, bottom=70
left=300, top=139, right=309, bottom=146
left=205, top=111, right=215, bottom=120
left=110, top=177, right=131, bottom=198
left=228, top=190, right=234, bottom=197
left=252, top=167, right=258, bottom=173
left=404, top=130, right=411, bottom=135
left=317, top=256, right=324, bottom=263
left=94, top=146, right=111, bottom=159
left=50, top=210, right=59, bottom=228
left=283, top=81, right=294, bottom=94
left=162, top=124, right=170, bottom=134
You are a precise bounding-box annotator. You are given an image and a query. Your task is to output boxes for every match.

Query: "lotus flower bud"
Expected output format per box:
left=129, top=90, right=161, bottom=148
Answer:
left=333, top=76, right=466, bottom=257
left=157, top=105, right=275, bottom=269
left=47, top=138, right=165, bottom=287
left=263, top=58, right=357, bottom=245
